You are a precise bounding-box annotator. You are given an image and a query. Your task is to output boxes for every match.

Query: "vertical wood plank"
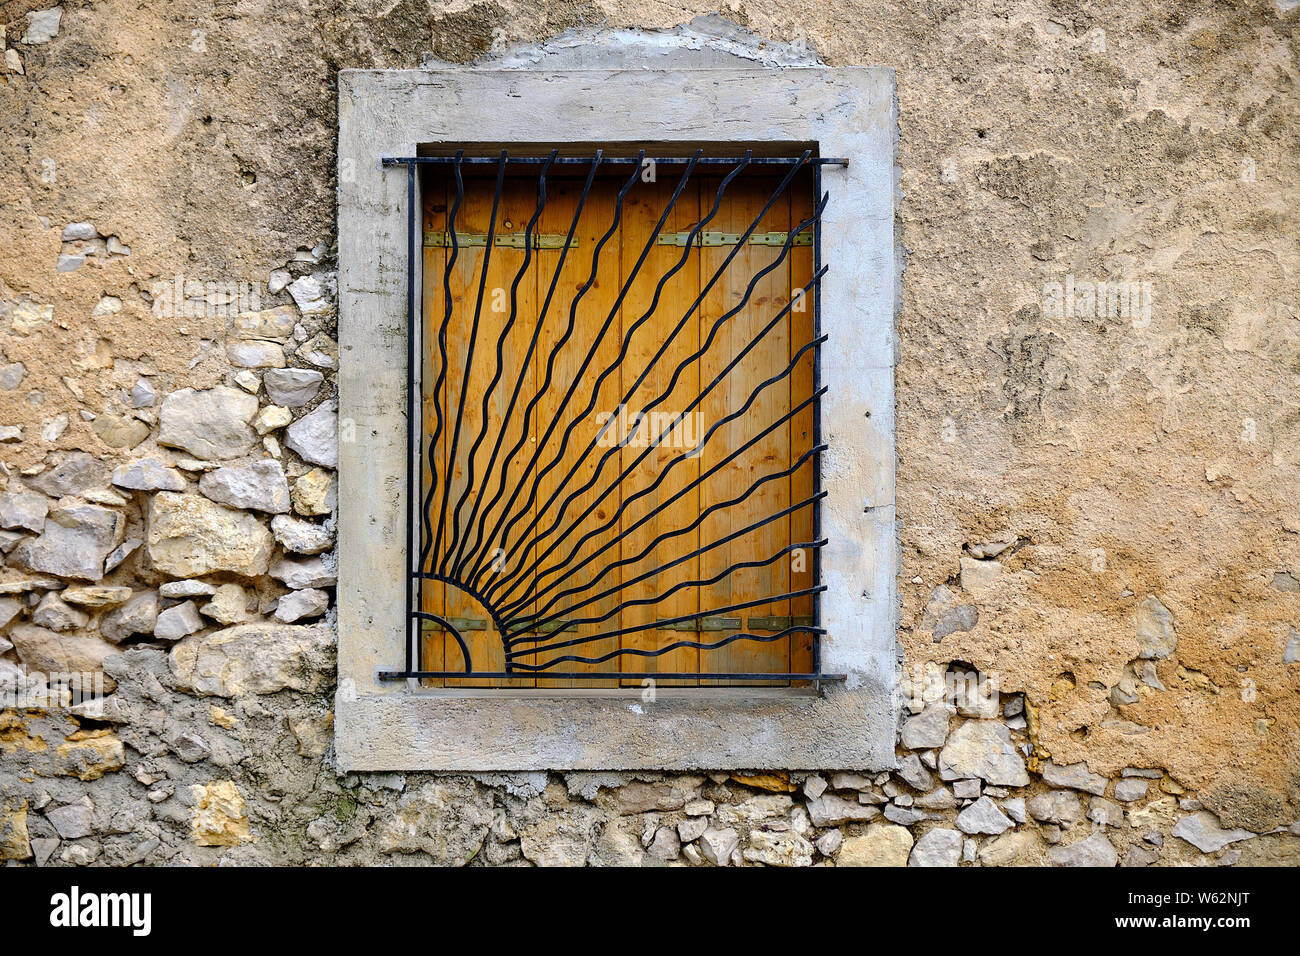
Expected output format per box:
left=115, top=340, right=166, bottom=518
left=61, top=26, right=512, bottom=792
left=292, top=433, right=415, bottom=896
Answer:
left=698, top=173, right=792, bottom=684
left=617, top=175, right=702, bottom=686
left=789, top=172, right=816, bottom=680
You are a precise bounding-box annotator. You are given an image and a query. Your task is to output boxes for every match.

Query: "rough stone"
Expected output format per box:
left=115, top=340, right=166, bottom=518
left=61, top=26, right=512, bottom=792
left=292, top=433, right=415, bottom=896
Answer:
left=270, top=514, right=334, bottom=554
left=270, top=555, right=336, bottom=590
left=0, top=799, right=30, bottom=861
left=90, top=413, right=150, bottom=449
left=699, top=827, right=739, bottom=865
left=199, top=584, right=250, bottom=625
left=33, top=593, right=89, bottom=632
left=199, top=459, right=291, bottom=513
left=1171, top=811, right=1256, bottom=853
left=154, top=601, right=204, bottom=641
left=284, top=400, right=338, bottom=468
left=26, top=453, right=109, bottom=497
left=1040, top=760, right=1108, bottom=796
left=274, top=587, right=330, bottom=622
left=1088, top=796, right=1125, bottom=828
left=263, top=367, right=324, bottom=407
left=21, top=7, right=63, bottom=44
left=8, top=625, right=117, bottom=692
left=901, top=702, right=952, bottom=749
left=1047, top=832, right=1118, bottom=867
left=231, top=305, right=296, bottom=340
left=157, top=386, right=259, bottom=460
left=978, top=829, right=1038, bottom=866
left=956, top=795, right=1013, bottom=835
left=112, top=456, right=187, bottom=492
left=1113, top=778, right=1149, bottom=803
left=807, top=793, right=881, bottom=827
left=291, top=467, right=335, bottom=516
left=191, top=781, right=250, bottom=847
left=168, top=623, right=333, bottom=697
left=253, top=405, right=292, bottom=435
left=46, top=796, right=94, bottom=839
left=908, top=827, right=962, bottom=866
left=13, top=504, right=123, bottom=581
left=0, top=491, right=48, bottom=533
left=226, top=340, right=286, bottom=368
left=99, top=591, right=158, bottom=644
left=1027, top=791, right=1084, bottom=827
left=938, top=720, right=1028, bottom=786
left=1136, top=595, right=1177, bottom=659
left=147, top=492, right=274, bottom=577
left=839, top=824, right=913, bottom=867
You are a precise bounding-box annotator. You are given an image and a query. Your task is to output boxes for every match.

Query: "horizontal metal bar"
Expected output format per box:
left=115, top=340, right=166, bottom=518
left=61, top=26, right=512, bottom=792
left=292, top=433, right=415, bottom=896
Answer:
left=384, top=155, right=848, bottom=167
left=378, top=671, right=847, bottom=681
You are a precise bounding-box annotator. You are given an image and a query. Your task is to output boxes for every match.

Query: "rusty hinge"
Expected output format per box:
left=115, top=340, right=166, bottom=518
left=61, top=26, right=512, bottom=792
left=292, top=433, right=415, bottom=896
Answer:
left=423, top=230, right=574, bottom=249
left=746, top=615, right=816, bottom=631
left=420, top=616, right=487, bottom=633
left=657, top=615, right=743, bottom=632
left=655, top=230, right=813, bottom=248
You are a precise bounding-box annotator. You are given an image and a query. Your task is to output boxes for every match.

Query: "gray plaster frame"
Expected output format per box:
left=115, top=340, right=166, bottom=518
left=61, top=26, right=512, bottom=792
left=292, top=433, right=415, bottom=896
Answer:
left=335, top=65, right=898, bottom=771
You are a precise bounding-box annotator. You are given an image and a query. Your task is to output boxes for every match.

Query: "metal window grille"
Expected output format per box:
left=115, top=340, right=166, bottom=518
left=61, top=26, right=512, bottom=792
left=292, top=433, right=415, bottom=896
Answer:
left=379, top=148, right=846, bottom=687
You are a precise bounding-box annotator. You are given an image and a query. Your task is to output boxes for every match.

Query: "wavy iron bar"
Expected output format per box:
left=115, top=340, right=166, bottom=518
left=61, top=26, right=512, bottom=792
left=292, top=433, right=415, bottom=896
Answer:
left=381, top=151, right=844, bottom=685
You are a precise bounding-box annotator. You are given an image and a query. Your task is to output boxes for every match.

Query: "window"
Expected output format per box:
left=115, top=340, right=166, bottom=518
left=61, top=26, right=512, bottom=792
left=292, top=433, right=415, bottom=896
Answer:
left=336, top=65, right=897, bottom=770
left=405, top=148, right=830, bottom=689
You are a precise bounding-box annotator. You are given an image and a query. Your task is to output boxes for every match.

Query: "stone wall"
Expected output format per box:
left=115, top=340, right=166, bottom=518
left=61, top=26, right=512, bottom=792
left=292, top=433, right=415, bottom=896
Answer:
left=1, top=2, right=1297, bottom=866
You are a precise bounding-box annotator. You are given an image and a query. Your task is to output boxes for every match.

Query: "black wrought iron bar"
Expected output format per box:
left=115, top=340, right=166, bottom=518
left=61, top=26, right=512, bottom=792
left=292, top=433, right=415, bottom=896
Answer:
left=439, top=151, right=509, bottom=573
left=404, top=161, right=417, bottom=675
left=413, top=611, right=472, bottom=673
left=471, top=151, right=708, bottom=587
left=812, top=172, right=826, bottom=683
left=495, top=336, right=827, bottom=620
left=489, top=258, right=827, bottom=611
left=503, top=584, right=825, bottom=658
left=458, top=151, right=713, bottom=582
left=503, top=509, right=827, bottom=644
left=423, top=153, right=466, bottom=570
left=454, top=154, right=604, bottom=581
left=506, top=439, right=826, bottom=628
left=515, top=624, right=826, bottom=671
left=484, top=164, right=819, bottom=600
left=446, top=151, right=556, bottom=576
left=460, top=153, right=658, bottom=584
left=460, top=158, right=746, bottom=586
left=383, top=156, right=848, bottom=167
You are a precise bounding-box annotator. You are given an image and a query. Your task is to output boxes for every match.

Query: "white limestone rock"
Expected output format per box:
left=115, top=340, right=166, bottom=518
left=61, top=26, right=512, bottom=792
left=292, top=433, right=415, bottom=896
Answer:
left=157, top=386, right=259, bottom=460
left=284, top=401, right=337, bottom=468
left=198, top=459, right=291, bottom=513
left=13, top=504, right=124, bottom=581
left=146, top=492, right=273, bottom=578
left=262, top=368, right=323, bottom=407
left=112, top=456, right=187, bottom=492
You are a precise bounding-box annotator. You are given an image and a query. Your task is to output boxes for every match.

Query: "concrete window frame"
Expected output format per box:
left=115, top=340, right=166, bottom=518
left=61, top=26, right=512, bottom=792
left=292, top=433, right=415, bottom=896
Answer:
left=336, top=65, right=898, bottom=771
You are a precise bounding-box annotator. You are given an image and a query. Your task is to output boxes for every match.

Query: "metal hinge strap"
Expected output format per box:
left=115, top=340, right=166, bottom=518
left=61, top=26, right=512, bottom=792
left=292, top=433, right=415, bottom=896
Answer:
left=420, top=616, right=487, bottom=632
left=423, top=230, right=575, bottom=249
left=502, top=619, right=578, bottom=634
left=657, top=615, right=743, bottom=632
left=746, top=615, right=816, bottom=631
left=654, top=231, right=813, bottom=248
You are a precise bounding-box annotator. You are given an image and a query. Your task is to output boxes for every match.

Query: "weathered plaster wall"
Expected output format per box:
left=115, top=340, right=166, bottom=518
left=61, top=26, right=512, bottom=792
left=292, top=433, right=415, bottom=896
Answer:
left=0, top=1, right=1297, bottom=866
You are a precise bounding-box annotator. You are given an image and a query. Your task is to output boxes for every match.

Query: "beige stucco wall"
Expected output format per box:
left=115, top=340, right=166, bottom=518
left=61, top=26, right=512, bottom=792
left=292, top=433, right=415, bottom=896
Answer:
left=0, top=2, right=1296, bottom=866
